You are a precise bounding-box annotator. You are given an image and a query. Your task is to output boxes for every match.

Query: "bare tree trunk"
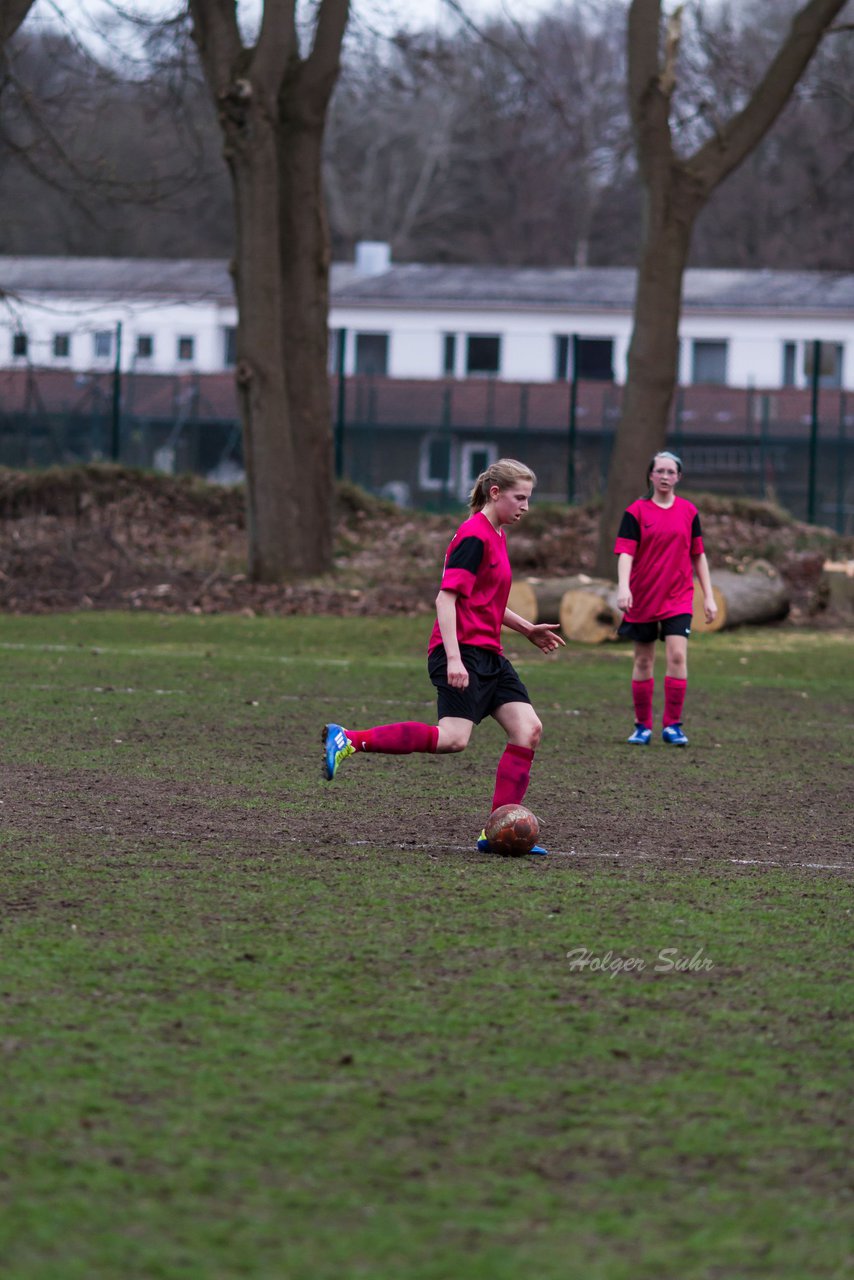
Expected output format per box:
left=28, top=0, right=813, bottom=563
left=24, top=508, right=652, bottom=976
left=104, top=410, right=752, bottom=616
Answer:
left=595, top=190, right=695, bottom=574
left=278, top=89, right=335, bottom=576
left=190, top=0, right=347, bottom=583
left=224, top=84, right=300, bottom=582
left=594, top=0, right=849, bottom=577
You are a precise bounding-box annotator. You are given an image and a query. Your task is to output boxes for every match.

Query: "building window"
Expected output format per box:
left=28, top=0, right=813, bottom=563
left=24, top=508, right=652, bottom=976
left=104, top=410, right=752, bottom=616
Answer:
left=418, top=434, right=456, bottom=491
left=178, top=336, right=195, bottom=361
left=691, top=340, right=728, bottom=385
left=459, top=442, right=498, bottom=500
left=554, top=335, right=614, bottom=381
left=136, top=335, right=154, bottom=359
left=355, top=332, right=388, bottom=376
left=554, top=335, right=570, bottom=381
left=224, top=327, right=237, bottom=368
left=443, top=333, right=456, bottom=376
left=94, top=330, right=112, bottom=359
left=576, top=338, right=614, bottom=381
left=466, top=334, right=501, bottom=376
left=782, top=341, right=797, bottom=387
left=12, top=332, right=28, bottom=358
left=803, top=341, right=843, bottom=389
left=53, top=333, right=70, bottom=359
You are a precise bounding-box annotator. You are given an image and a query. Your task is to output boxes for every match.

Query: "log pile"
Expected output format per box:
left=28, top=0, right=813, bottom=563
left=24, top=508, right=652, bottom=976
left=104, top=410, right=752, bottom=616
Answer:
left=821, top=560, right=854, bottom=616
left=507, top=561, right=791, bottom=643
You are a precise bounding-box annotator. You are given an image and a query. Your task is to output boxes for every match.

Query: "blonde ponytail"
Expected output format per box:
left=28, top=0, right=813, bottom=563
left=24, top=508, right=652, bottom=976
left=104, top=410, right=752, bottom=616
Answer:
left=468, top=458, right=536, bottom=513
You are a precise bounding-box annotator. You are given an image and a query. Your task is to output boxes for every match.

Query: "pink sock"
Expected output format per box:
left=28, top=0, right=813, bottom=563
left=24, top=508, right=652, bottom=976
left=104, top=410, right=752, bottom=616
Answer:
left=347, top=723, right=439, bottom=755
left=491, top=744, right=535, bottom=810
left=631, top=678, right=654, bottom=729
left=663, top=677, right=687, bottom=726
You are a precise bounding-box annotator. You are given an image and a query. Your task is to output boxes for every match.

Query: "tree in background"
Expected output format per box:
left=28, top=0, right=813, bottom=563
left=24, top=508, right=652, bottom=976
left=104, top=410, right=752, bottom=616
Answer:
left=189, top=0, right=349, bottom=581
left=0, top=0, right=32, bottom=43
left=0, top=16, right=231, bottom=257
left=594, top=0, right=851, bottom=575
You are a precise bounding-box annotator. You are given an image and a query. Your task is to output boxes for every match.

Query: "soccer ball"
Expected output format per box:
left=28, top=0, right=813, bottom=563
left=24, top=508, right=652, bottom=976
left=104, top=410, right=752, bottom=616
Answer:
left=484, top=804, right=540, bottom=857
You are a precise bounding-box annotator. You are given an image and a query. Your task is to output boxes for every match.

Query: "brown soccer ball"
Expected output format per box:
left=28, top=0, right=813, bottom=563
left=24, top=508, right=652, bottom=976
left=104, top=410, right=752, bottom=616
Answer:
left=484, top=804, right=540, bottom=856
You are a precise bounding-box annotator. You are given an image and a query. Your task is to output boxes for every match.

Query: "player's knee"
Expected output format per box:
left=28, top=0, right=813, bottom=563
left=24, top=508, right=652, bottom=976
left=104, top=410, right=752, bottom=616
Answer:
left=525, top=717, right=543, bottom=750
left=437, top=728, right=469, bottom=753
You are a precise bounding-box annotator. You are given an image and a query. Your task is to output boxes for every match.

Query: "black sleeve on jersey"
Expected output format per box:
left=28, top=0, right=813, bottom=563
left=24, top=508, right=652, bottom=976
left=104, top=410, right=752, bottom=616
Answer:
left=446, top=535, right=485, bottom=574
left=692, top=513, right=702, bottom=539
left=617, top=511, right=641, bottom=542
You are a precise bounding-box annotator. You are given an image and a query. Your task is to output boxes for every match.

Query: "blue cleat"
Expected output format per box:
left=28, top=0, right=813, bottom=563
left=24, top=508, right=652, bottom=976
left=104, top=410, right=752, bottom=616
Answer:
left=627, top=724, right=652, bottom=745
left=322, top=723, right=355, bottom=780
left=477, top=829, right=548, bottom=856
left=661, top=723, right=689, bottom=746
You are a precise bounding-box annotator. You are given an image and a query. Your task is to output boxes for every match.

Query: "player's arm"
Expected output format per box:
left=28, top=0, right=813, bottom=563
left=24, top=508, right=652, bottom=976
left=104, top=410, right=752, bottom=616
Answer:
left=616, top=552, right=634, bottom=612
left=692, top=552, right=718, bottom=624
left=502, top=607, right=565, bottom=653
left=614, top=510, right=640, bottom=611
left=435, top=588, right=468, bottom=688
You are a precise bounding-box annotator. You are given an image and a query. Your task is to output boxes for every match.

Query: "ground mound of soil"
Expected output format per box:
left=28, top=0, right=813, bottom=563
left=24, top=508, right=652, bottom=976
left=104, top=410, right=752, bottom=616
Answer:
left=0, top=465, right=851, bottom=625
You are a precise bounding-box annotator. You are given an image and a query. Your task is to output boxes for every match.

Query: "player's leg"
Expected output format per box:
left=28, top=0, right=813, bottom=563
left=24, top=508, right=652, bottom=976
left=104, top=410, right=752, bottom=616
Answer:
left=491, top=699, right=542, bottom=805
left=628, top=639, right=655, bottom=744
left=323, top=646, right=477, bottom=780
left=661, top=631, right=689, bottom=744
left=322, top=719, right=442, bottom=781
left=480, top=700, right=547, bottom=853
left=489, top=657, right=541, bottom=807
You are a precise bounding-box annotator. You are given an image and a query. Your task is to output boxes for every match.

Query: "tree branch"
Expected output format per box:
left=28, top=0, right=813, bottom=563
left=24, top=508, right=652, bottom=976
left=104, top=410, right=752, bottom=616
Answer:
left=686, top=0, right=850, bottom=196
left=303, top=0, right=349, bottom=101
left=187, top=0, right=242, bottom=95
left=628, top=0, right=674, bottom=188
left=253, top=0, right=296, bottom=97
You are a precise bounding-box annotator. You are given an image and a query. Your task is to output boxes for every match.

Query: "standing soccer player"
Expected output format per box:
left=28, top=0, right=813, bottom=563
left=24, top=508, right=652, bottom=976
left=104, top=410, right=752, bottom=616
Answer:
left=614, top=451, right=717, bottom=746
left=322, top=458, right=565, bottom=854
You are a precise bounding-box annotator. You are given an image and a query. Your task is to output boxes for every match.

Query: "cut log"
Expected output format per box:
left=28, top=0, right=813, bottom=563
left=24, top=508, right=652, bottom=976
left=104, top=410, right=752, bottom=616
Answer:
left=822, top=560, right=854, bottom=614
left=690, top=581, right=726, bottom=633
left=507, top=575, right=602, bottom=626
left=693, top=560, right=789, bottom=632
left=559, top=579, right=623, bottom=644
left=507, top=579, right=538, bottom=623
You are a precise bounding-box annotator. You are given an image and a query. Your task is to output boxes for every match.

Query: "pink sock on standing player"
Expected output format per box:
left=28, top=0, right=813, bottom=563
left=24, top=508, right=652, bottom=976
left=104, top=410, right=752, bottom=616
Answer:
left=346, top=723, right=439, bottom=754
left=663, top=676, right=687, bottom=726
left=631, top=678, right=654, bottom=729
left=491, top=743, right=534, bottom=810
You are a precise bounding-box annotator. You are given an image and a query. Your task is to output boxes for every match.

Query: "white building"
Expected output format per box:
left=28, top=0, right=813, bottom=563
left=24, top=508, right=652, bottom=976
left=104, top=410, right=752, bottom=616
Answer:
left=1, top=246, right=851, bottom=391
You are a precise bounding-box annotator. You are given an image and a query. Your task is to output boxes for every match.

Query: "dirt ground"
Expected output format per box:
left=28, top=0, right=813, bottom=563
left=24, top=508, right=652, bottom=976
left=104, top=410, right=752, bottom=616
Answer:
left=0, top=465, right=850, bottom=879
left=0, top=464, right=852, bottom=626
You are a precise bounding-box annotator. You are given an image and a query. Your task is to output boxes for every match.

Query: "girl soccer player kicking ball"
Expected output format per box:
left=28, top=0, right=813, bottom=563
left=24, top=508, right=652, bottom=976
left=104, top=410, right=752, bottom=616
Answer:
left=323, top=458, right=565, bottom=854
left=614, top=450, right=717, bottom=747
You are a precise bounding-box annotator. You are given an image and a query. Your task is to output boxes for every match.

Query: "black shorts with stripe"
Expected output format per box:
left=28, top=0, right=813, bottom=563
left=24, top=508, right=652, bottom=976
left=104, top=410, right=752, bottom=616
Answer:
left=427, top=644, right=531, bottom=724
left=617, top=613, right=692, bottom=643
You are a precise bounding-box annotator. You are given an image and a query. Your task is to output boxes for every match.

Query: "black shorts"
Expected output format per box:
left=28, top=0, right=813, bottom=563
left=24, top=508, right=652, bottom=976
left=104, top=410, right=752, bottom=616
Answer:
left=617, top=613, right=692, bottom=643
left=427, top=644, right=531, bottom=724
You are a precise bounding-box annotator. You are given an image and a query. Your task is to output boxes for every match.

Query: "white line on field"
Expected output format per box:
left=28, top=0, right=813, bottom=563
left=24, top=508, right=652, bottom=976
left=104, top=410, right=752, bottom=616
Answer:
left=347, top=841, right=852, bottom=873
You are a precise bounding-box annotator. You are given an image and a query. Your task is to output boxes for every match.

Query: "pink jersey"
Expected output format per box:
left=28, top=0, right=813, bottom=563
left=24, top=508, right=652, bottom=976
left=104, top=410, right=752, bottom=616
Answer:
left=428, top=511, right=511, bottom=654
left=614, top=496, right=704, bottom=622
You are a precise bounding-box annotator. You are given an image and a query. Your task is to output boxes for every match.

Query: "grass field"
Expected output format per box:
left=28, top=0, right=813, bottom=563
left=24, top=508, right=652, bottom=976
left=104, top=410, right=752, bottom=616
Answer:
left=0, top=612, right=851, bottom=1280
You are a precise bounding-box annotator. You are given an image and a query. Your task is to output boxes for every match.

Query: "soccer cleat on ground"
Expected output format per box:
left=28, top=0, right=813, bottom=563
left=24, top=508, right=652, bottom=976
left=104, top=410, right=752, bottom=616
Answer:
left=661, top=723, right=689, bottom=746
left=627, top=724, right=652, bottom=745
left=322, top=723, right=355, bottom=780
left=476, top=828, right=549, bottom=856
